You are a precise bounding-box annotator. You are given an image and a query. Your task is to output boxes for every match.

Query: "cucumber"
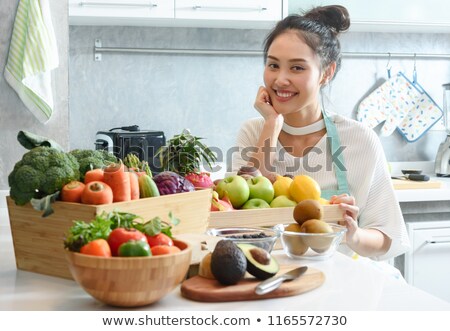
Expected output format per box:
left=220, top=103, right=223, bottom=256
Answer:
left=138, top=174, right=160, bottom=198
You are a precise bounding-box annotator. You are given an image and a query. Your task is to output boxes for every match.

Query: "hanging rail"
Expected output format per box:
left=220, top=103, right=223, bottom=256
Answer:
left=93, top=39, right=450, bottom=61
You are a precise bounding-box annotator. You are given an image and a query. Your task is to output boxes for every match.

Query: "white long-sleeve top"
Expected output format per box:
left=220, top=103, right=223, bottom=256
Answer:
left=232, top=114, right=410, bottom=261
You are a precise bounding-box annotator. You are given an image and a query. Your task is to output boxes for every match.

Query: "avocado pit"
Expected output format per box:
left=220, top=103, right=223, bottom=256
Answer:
left=238, top=243, right=279, bottom=280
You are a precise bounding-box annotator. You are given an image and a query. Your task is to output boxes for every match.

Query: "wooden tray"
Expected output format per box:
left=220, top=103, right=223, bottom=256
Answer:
left=7, top=189, right=212, bottom=279
left=181, top=265, right=325, bottom=302
left=208, top=204, right=343, bottom=229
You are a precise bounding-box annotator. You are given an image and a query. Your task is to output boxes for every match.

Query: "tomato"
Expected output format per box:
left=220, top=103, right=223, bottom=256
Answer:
left=151, top=245, right=181, bottom=256
left=108, top=228, right=147, bottom=256
left=146, top=233, right=174, bottom=247
left=80, top=239, right=111, bottom=257
left=118, top=240, right=151, bottom=257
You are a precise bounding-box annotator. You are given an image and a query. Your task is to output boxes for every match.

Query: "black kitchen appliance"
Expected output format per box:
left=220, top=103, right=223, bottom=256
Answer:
left=94, top=125, right=165, bottom=174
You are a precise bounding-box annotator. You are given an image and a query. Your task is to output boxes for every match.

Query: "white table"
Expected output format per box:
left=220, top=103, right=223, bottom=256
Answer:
left=1, top=208, right=449, bottom=311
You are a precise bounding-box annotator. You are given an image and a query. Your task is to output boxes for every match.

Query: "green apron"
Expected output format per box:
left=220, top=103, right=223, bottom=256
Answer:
left=320, top=110, right=350, bottom=200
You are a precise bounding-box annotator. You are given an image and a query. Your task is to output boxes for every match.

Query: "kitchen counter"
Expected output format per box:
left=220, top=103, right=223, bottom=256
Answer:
left=395, top=176, right=450, bottom=202
left=0, top=208, right=449, bottom=311
left=389, top=161, right=450, bottom=202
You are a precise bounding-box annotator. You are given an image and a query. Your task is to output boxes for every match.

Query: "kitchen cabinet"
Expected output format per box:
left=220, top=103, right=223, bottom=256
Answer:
left=405, top=220, right=450, bottom=303
left=69, top=0, right=282, bottom=29
left=175, top=0, right=282, bottom=26
left=69, top=0, right=175, bottom=25
left=285, top=0, right=450, bottom=33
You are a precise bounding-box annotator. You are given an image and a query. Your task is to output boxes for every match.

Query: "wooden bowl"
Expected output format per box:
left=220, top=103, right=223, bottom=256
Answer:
left=65, top=240, right=191, bottom=307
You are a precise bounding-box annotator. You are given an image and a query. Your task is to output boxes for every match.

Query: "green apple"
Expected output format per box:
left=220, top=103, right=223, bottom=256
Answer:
left=246, top=176, right=275, bottom=204
left=242, top=198, right=271, bottom=209
left=215, top=175, right=250, bottom=209
left=270, top=195, right=297, bottom=208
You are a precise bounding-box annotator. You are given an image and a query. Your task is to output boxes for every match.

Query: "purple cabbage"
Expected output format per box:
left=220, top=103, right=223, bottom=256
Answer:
left=153, top=171, right=195, bottom=195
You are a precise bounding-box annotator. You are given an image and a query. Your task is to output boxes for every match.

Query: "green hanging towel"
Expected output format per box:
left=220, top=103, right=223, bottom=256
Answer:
left=4, top=0, right=59, bottom=123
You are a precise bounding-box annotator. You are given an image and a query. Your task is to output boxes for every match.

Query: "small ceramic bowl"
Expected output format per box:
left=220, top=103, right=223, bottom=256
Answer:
left=206, top=227, right=280, bottom=252
left=275, top=223, right=347, bottom=260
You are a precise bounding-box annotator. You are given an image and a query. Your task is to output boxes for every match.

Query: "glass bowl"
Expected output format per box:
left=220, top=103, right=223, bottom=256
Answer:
left=206, top=227, right=280, bottom=252
left=274, top=223, right=347, bottom=260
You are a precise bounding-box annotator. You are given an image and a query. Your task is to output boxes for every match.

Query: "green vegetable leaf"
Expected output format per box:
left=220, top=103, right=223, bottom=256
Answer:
left=168, top=211, right=180, bottom=226
left=155, top=129, right=217, bottom=176
left=64, top=214, right=113, bottom=252
left=135, top=212, right=180, bottom=238
left=30, top=191, right=60, bottom=217
left=107, top=210, right=142, bottom=229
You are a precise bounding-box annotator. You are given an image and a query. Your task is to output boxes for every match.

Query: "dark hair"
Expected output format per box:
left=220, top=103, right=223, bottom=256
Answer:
left=263, top=5, right=350, bottom=77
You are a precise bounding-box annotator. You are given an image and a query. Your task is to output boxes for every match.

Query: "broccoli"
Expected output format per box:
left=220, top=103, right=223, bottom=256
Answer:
left=69, top=149, right=117, bottom=181
left=8, top=146, right=81, bottom=205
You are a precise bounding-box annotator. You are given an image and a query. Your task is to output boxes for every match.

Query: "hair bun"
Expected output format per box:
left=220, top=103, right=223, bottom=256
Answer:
left=304, top=5, right=350, bottom=34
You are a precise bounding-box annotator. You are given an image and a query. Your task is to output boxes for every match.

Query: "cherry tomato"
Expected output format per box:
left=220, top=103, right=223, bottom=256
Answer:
left=151, top=245, right=181, bottom=256
left=107, top=228, right=147, bottom=256
left=146, top=233, right=173, bottom=247
left=80, top=239, right=111, bottom=257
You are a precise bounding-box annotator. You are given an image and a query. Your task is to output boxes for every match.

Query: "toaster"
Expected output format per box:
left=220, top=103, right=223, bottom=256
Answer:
left=95, top=125, right=165, bottom=174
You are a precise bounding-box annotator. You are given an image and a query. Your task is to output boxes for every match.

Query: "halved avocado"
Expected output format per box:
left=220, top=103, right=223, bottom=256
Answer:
left=237, top=243, right=279, bottom=280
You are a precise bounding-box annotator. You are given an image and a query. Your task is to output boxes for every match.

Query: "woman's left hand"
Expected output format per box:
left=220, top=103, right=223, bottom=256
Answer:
left=329, top=194, right=360, bottom=246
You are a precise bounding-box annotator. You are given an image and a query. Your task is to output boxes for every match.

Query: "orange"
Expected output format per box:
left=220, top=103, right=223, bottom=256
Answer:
left=289, top=175, right=321, bottom=203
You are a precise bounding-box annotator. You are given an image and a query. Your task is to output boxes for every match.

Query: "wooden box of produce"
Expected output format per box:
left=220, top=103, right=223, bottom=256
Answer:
left=208, top=204, right=343, bottom=228
left=7, top=189, right=212, bottom=279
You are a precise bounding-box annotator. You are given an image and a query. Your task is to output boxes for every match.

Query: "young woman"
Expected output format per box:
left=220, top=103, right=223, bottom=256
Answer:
left=232, top=6, right=410, bottom=260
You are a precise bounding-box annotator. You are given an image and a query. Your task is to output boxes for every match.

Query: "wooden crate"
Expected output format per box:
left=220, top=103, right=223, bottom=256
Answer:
left=208, top=204, right=344, bottom=228
left=7, top=189, right=212, bottom=279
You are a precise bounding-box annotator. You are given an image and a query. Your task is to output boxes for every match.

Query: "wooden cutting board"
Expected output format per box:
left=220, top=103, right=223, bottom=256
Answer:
left=180, top=265, right=325, bottom=302
left=392, top=179, right=442, bottom=190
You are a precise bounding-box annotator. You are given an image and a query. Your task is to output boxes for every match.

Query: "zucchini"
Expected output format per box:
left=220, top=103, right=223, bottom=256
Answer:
left=138, top=174, right=160, bottom=198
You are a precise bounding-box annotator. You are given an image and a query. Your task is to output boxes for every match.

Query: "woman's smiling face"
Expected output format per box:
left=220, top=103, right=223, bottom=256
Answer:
left=263, top=30, right=324, bottom=116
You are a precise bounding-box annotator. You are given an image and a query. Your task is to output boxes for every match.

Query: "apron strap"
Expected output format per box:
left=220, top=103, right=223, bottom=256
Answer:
left=321, top=110, right=350, bottom=200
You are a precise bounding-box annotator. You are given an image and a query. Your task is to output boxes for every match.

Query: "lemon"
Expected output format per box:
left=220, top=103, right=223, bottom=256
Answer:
left=272, top=175, right=293, bottom=199
left=289, top=175, right=321, bottom=202
left=319, top=197, right=330, bottom=205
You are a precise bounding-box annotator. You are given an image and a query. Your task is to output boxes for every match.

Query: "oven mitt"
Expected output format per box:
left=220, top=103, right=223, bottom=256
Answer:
left=357, top=73, right=416, bottom=136
left=396, top=78, right=443, bottom=142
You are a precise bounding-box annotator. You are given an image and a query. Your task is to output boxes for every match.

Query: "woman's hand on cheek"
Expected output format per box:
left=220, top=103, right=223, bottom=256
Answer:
left=254, top=86, right=279, bottom=120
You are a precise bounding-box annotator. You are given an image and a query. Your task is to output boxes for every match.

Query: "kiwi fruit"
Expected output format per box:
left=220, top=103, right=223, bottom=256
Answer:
left=293, top=199, right=324, bottom=225
left=283, top=223, right=309, bottom=256
left=300, top=219, right=334, bottom=253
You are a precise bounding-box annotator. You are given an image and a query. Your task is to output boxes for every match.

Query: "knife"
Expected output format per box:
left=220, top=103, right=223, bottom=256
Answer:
left=391, top=174, right=430, bottom=182
left=255, top=266, right=308, bottom=295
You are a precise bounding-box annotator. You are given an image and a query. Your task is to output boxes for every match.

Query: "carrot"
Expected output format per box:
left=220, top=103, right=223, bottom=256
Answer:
left=151, top=245, right=181, bottom=256
left=81, top=181, right=113, bottom=205
left=61, top=181, right=85, bottom=203
left=103, top=161, right=131, bottom=202
left=84, top=168, right=104, bottom=184
left=129, top=172, right=140, bottom=200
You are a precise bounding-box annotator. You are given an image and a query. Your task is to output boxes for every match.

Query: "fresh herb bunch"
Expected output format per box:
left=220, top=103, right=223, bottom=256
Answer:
left=155, top=129, right=217, bottom=176
left=64, top=212, right=113, bottom=252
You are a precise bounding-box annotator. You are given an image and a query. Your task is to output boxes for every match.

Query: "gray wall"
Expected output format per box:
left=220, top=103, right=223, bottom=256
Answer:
left=69, top=26, right=450, bottom=169
left=0, top=0, right=69, bottom=190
